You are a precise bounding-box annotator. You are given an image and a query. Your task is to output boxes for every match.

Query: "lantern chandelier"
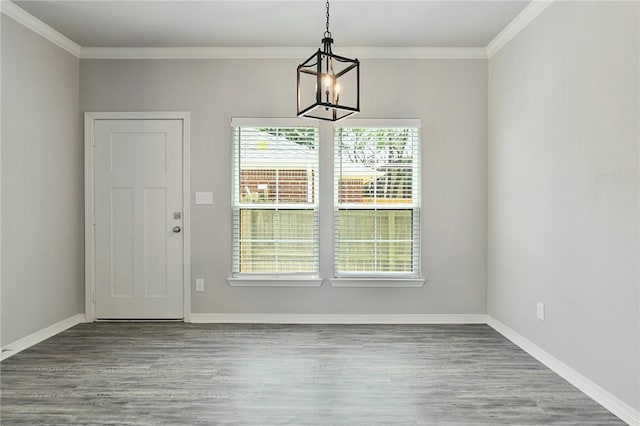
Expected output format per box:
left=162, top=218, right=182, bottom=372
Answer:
left=297, top=0, right=360, bottom=121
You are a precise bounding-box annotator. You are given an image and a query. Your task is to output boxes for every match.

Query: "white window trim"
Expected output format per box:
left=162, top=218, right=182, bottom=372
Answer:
left=229, top=118, right=321, bottom=284
left=336, top=118, right=422, bottom=129
left=228, top=276, right=323, bottom=287
left=231, top=117, right=320, bottom=128
left=332, top=119, right=423, bottom=284
left=226, top=117, right=425, bottom=289
left=330, top=278, right=425, bottom=288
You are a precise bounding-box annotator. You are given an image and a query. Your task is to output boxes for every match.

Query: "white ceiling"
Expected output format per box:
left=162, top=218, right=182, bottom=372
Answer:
left=13, top=1, right=530, bottom=48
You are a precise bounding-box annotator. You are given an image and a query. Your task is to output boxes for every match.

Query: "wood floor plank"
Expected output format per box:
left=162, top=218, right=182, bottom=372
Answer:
left=0, top=323, right=625, bottom=425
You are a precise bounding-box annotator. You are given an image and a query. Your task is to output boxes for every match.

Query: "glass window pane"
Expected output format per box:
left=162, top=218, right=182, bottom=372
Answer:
left=240, top=209, right=274, bottom=240
left=239, top=241, right=275, bottom=273
left=239, top=128, right=317, bottom=206
left=336, top=209, right=413, bottom=274
left=336, top=242, right=375, bottom=273
left=239, top=208, right=317, bottom=273
left=376, top=241, right=413, bottom=273
left=277, top=242, right=317, bottom=273
left=279, top=210, right=315, bottom=240
left=377, top=210, right=413, bottom=240
left=337, top=128, right=416, bottom=205
left=337, top=210, right=375, bottom=239
left=233, top=125, right=319, bottom=275
left=334, top=125, right=420, bottom=276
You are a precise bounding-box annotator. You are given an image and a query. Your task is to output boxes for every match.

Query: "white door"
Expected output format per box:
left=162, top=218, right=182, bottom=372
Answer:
left=94, top=119, right=184, bottom=319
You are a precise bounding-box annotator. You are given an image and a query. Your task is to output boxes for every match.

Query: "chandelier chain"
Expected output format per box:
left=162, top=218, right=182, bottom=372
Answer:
left=325, top=0, right=331, bottom=38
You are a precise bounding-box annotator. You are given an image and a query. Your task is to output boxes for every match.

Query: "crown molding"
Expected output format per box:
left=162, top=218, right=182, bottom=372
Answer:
left=341, top=47, right=487, bottom=60
left=486, top=0, right=555, bottom=57
left=80, top=46, right=312, bottom=59
left=80, top=46, right=488, bottom=60
left=1, top=0, right=551, bottom=61
left=1, top=0, right=81, bottom=57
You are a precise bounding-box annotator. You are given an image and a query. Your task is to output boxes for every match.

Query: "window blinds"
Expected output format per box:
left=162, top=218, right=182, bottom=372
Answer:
left=232, top=125, right=319, bottom=275
left=334, top=126, right=421, bottom=277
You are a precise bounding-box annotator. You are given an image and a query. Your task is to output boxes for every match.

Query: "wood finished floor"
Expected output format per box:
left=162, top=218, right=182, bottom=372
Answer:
left=1, top=323, right=625, bottom=425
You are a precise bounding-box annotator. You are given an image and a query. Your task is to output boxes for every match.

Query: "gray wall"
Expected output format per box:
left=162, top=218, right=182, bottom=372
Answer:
left=80, top=58, right=488, bottom=315
left=1, top=15, right=83, bottom=346
left=488, top=1, right=639, bottom=410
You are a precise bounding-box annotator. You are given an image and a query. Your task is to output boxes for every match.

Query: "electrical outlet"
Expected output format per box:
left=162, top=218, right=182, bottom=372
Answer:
left=195, top=278, right=205, bottom=292
left=537, top=302, right=545, bottom=320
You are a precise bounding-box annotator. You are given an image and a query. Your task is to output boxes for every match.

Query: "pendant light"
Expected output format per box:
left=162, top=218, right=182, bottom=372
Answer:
left=297, top=0, right=360, bottom=121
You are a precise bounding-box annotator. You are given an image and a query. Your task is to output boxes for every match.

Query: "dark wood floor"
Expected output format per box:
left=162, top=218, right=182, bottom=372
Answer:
left=1, top=323, right=624, bottom=425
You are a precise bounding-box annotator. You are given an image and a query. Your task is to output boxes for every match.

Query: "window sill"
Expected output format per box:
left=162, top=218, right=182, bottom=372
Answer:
left=330, top=278, right=426, bottom=288
left=227, top=277, right=323, bottom=287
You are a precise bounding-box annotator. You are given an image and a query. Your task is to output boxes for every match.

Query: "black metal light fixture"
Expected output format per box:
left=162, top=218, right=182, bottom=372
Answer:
left=297, top=0, right=360, bottom=121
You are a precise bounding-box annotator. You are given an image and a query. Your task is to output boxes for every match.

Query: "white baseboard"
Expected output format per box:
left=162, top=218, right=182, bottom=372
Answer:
left=1, top=313, right=86, bottom=361
left=190, top=313, right=489, bottom=324
left=487, top=316, right=639, bottom=426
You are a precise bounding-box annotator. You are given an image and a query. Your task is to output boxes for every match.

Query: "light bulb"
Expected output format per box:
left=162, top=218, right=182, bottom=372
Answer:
left=335, top=82, right=341, bottom=94
left=323, top=74, right=333, bottom=91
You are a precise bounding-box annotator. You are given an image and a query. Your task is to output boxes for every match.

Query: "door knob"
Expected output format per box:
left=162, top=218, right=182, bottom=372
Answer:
left=172, top=226, right=181, bottom=233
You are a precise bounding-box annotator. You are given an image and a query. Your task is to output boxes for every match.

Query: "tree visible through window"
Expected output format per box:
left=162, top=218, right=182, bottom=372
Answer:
left=334, top=125, right=421, bottom=276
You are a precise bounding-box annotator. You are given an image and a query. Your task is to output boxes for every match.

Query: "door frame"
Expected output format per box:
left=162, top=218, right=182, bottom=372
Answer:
left=84, top=112, right=191, bottom=322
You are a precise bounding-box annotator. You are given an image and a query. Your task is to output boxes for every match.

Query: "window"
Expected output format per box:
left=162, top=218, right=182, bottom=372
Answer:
left=232, top=120, right=319, bottom=276
left=334, top=122, right=421, bottom=277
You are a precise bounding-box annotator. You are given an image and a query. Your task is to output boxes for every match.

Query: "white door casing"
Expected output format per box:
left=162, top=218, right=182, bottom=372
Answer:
left=85, top=112, right=191, bottom=321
